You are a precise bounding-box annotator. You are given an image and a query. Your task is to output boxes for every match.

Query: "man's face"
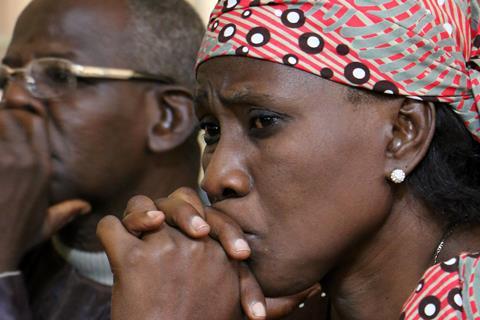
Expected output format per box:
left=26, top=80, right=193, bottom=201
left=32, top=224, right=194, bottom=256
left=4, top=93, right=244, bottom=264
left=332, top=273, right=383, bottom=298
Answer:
left=2, top=0, right=151, bottom=203
left=196, top=57, right=399, bottom=297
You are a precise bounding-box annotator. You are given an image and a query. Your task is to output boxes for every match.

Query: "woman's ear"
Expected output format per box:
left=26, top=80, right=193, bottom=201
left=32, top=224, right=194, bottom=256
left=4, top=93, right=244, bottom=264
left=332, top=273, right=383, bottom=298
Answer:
left=145, top=85, right=196, bottom=153
left=385, top=99, right=436, bottom=177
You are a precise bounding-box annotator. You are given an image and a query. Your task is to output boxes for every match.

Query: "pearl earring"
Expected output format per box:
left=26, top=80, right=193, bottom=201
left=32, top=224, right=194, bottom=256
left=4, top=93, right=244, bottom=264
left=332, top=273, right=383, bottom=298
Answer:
left=390, top=169, right=406, bottom=184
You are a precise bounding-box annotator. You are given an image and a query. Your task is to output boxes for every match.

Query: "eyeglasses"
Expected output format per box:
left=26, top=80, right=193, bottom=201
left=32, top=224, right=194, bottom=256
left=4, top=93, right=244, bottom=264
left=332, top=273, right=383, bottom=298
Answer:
left=0, top=58, right=176, bottom=100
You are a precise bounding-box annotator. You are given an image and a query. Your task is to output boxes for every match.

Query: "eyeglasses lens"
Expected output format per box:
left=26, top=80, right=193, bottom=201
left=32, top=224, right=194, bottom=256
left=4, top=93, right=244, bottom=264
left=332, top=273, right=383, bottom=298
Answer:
left=28, top=59, right=77, bottom=99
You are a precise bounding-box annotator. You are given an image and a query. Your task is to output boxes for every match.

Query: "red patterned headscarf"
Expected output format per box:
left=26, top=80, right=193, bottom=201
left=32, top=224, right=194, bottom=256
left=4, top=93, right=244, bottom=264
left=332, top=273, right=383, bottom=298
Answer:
left=196, top=0, right=480, bottom=142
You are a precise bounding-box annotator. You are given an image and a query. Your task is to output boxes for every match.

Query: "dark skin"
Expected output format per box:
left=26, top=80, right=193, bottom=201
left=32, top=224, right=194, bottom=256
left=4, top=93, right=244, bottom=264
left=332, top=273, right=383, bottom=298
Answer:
left=0, top=0, right=199, bottom=271
left=98, top=56, right=480, bottom=319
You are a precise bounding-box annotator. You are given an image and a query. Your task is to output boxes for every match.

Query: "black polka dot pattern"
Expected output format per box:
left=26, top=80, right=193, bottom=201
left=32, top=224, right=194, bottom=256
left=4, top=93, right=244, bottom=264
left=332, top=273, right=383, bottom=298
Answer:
left=299, top=32, right=324, bottom=54
left=415, top=279, right=424, bottom=293
left=474, top=35, right=480, bottom=48
left=418, top=296, right=441, bottom=319
left=283, top=54, right=299, bottom=66
left=218, top=23, right=237, bottom=43
left=281, top=9, right=306, bottom=28
left=236, top=46, right=250, bottom=56
left=211, top=20, right=220, bottom=32
left=440, top=257, right=459, bottom=273
left=222, top=0, right=239, bottom=12
left=373, top=80, right=399, bottom=95
left=447, top=287, right=463, bottom=311
left=246, top=27, right=271, bottom=47
left=242, top=9, right=252, bottom=18
left=344, top=62, right=370, bottom=84
left=336, top=44, right=350, bottom=56
left=320, top=67, right=333, bottom=79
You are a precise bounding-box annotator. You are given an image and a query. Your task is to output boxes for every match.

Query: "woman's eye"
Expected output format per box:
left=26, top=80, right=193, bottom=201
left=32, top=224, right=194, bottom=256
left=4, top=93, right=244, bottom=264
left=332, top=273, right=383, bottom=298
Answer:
left=200, top=121, right=220, bottom=145
left=251, top=115, right=278, bottom=129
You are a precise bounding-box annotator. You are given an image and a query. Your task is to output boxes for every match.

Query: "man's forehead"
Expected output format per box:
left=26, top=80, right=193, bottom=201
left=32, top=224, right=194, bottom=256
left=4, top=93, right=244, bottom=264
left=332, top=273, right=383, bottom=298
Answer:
left=5, top=0, right=131, bottom=66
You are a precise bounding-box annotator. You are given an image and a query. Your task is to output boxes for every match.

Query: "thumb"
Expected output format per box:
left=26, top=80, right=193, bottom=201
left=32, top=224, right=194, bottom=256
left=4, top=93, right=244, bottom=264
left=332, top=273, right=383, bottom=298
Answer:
left=42, top=199, right=91, bottom=238
left=265, top=283, right=322, bottom=319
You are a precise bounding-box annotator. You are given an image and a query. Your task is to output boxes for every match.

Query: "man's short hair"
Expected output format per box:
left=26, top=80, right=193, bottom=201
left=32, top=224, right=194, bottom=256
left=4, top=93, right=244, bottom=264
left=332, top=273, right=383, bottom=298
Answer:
left=126, top=0, right=205, bottom=90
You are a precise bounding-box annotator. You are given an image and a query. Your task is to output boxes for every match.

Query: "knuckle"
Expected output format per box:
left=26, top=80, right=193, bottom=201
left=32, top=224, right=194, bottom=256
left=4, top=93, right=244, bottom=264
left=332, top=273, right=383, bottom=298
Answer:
left=125, top=244, right=147, bottom=267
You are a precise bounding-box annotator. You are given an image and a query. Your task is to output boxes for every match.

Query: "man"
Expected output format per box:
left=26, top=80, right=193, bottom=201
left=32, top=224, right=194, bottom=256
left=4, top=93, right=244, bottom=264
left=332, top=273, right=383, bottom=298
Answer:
left=0, top=0, right=204, bottom=319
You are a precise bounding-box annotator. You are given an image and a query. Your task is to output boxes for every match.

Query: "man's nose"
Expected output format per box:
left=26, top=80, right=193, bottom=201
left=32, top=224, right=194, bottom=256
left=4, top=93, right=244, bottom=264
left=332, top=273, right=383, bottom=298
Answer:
left=2, top=79, right=46, bottom=116
left=201, top=147, right=252, bottom=203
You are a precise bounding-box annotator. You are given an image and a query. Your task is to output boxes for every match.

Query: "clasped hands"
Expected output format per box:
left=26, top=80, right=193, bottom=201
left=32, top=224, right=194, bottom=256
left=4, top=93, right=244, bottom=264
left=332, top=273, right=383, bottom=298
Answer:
left=97, top=187, right=321, bottom=320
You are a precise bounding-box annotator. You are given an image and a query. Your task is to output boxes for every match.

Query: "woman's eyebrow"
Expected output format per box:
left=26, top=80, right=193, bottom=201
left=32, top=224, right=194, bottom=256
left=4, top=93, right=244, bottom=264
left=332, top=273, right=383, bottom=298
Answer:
left=219, top=88, right=277, bottom=105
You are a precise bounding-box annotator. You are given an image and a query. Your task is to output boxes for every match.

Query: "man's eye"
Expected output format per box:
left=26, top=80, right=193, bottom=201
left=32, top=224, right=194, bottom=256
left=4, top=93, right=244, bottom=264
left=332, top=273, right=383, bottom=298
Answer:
left=200, top=121, right=220, bottom=145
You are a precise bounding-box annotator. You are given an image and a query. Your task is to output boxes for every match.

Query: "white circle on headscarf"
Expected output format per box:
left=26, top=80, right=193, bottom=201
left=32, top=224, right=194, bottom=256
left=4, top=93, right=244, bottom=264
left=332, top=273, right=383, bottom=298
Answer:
left=454, top=293, right=463, bottom=307
left=223, top=26, right=235, bottom=37
left=353, top=68, right=366, bottom=80
left=288, top=56, right=298, bottom=65
left=424, top=304, right=437, bottom=317
left=226, top=0, right=238, bottom=9
left=287, top=11, right=301, bottom=24
left=307, top=36, right=321, bottom=48
left=251, top=33, right=265, bottom=45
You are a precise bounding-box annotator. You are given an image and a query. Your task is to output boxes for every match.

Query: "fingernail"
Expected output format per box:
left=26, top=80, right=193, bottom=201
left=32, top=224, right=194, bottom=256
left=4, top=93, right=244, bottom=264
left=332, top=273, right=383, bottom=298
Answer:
left=147, top=210, right=163, bottom=219
left=191, top=216, right=209, bottom=232
left=234, top=239, right=250, bottom=253
left=250, top=302, right=266, bottom=318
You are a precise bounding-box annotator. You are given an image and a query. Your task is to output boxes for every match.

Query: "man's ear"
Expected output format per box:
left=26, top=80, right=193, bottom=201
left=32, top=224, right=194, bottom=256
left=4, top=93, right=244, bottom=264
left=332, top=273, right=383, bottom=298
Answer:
left=385, top=98, right=436, bottom=177
left=144, top=85, right=196, bottom=153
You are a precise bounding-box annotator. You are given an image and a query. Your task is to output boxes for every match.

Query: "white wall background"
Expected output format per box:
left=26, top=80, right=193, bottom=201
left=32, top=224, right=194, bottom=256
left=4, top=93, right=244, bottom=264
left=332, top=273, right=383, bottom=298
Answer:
left=0, top=0, right=218, bottom=57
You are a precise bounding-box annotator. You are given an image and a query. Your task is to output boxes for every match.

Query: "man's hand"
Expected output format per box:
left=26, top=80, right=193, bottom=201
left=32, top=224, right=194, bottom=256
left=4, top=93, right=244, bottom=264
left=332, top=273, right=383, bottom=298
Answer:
left=97, top=215, right=243, bottom=320
left=0, top=110, right=90, bottom=271
left=121, top=188, right=322, bottom=319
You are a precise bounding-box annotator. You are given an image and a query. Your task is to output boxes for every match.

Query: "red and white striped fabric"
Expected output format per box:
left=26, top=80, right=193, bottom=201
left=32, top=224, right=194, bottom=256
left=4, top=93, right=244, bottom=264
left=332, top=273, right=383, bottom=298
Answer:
left=401, top=253, right=480, bottom=319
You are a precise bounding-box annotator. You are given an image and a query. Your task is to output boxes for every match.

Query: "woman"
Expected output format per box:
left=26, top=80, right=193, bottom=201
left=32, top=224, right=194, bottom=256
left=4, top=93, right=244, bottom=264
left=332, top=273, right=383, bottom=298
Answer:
left=97, top=0, right=480, bottom=319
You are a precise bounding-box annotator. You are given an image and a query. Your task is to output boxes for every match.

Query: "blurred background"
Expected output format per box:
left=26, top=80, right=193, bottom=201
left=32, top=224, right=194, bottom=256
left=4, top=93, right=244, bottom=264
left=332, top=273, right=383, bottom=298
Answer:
left=0, top=0, right=217, bottom=58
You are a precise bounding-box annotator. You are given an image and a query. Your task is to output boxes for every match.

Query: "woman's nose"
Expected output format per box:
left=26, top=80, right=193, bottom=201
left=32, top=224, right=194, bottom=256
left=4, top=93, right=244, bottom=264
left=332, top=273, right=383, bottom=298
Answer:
left=201, top=149, right=251, bottom=203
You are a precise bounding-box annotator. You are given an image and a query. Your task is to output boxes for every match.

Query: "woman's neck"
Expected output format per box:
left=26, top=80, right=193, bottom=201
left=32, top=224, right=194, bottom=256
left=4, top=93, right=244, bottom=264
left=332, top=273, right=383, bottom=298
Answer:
left=324, top=193, right=443, bottom=320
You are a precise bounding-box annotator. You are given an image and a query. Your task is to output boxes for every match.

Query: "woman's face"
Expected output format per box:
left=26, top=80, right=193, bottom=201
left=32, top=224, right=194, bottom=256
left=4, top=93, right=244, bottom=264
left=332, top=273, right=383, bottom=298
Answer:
left=196, top=57, right=398, bottom=297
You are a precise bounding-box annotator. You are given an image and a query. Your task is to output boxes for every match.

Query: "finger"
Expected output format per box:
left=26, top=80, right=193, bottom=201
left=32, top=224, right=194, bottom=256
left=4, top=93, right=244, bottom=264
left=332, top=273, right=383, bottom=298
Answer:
left=97, top=215, right=140, bottom=268
left=239, top=263, right=267, bottom=320
left=168, top=187, right=205, bottom=216
left=205, top=208, right=251, bottom=260
left=265, top=283, right=322, bottom=320
left=123, top=195, right=158, bottom=217
left=122, top=210, right=165, bottom=237
left=42, top=199, right=91, bottom=237
left=155, top=197, right=210, bottom=238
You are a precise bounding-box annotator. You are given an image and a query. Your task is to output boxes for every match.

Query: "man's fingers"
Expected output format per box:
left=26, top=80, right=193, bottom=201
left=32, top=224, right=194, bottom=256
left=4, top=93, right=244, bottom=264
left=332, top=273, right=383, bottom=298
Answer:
left=155, top=197, right=210, bottom=238
left=265, top=283, right=322, bottom=320
left=42, top=199, right=91, bottom=238
left=205, top=208, right=251, bottom=260
left=122, top=210, right=165, bottom=236
left=239, top=263, right=267, bottom=320
left=97, top=215, right=139, bottom=270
